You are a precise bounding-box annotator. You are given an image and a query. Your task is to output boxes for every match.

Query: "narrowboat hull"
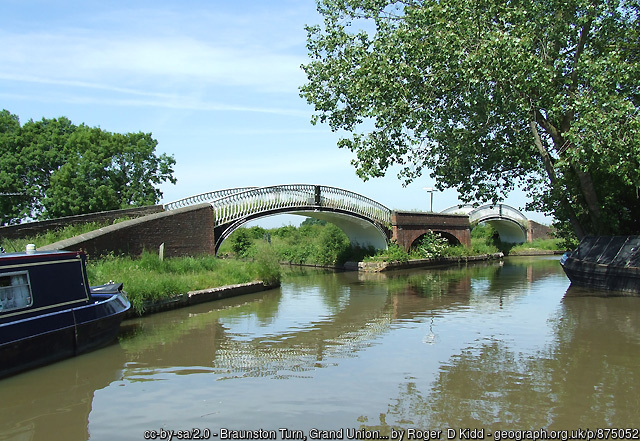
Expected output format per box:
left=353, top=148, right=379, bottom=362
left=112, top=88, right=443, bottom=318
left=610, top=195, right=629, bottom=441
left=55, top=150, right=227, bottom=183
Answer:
left=0, top=290, right=130, bottom=379
left=560, top=236, right=640, bottom=294
left=0, top=249, right=130, bottom=379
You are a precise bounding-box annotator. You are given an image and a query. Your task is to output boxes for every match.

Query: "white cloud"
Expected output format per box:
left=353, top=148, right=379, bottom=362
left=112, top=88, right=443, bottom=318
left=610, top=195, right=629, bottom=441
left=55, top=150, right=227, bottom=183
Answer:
left=0, top=30, right=307, bottom=92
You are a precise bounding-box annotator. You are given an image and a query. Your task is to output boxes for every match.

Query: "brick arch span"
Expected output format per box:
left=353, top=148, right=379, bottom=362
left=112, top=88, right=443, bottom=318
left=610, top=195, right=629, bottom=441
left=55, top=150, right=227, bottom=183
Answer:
left=409, top=231, right=462, bottom=249
left=391, top=211, right=471, bottom=252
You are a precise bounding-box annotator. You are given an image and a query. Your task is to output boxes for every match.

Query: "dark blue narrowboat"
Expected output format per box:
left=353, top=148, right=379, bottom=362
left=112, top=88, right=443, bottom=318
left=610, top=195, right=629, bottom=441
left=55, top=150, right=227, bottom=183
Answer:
left=0, top=246, right=130, bottom=378
left=560, top=235, right=640, bottom=294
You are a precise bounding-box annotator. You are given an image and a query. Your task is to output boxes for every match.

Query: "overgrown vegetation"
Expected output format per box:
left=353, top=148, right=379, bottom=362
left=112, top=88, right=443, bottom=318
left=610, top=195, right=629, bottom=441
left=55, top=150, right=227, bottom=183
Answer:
left=86, top=251, right=280, bottom=314
left=220, top=219, right=375, bottom=266
left=0, top=218, right=130, bottom=252
left=1, top=221, right=281, bottom=315
left=363, top=224, right=562, bottom=263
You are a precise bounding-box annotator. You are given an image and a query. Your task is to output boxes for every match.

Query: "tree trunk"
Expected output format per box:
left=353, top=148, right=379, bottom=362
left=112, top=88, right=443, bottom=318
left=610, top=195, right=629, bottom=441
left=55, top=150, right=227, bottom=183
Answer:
left=529, top=121, right=586, bottom=239
left=571, top=165, right=606, bottom=235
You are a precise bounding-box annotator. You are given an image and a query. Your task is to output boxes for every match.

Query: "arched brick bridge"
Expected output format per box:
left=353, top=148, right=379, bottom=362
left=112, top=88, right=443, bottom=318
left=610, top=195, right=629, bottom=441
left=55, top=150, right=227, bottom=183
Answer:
left=28, top=184, right=550, bottom=258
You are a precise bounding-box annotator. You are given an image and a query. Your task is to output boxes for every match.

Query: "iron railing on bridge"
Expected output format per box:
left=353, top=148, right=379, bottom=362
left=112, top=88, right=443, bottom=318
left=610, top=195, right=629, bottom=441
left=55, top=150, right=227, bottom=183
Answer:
left=163, top=187, right=258, bottom=211
left=468, top=204, right=528, bottom=226
left=442, top=203, right=528, bottom=225
left=164, top=184, right=392, bottom=228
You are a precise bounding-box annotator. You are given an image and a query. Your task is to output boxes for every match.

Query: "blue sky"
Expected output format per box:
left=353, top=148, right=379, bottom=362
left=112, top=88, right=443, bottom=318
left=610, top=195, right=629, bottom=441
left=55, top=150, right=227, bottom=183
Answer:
left=0, top=0, right=550, bottom=226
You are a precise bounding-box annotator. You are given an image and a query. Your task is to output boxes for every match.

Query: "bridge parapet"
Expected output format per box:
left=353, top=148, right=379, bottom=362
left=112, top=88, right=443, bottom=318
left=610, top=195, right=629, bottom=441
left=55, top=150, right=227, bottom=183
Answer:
left=165, top=185, right=392, bottom=253
left=442, top=203, right=529, bottom=243
left=166, top=184, right=392, bottom=229
left=163, top=187, right=258, bottom=211
left=468, top=204, right=528, bottom=225
left=442, top=203, right=527, bottom=223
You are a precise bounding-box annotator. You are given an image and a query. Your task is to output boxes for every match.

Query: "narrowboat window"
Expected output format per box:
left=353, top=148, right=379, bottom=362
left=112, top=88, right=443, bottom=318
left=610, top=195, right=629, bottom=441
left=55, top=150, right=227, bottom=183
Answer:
left=0, top=272, right=33, bottom=312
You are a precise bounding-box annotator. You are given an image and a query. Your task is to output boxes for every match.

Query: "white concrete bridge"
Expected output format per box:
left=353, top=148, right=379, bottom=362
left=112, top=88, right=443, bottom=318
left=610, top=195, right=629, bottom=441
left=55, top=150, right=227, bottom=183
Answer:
left=164, top=185, right=392, bottom=253
left=441, top=203, right=530, bottom=243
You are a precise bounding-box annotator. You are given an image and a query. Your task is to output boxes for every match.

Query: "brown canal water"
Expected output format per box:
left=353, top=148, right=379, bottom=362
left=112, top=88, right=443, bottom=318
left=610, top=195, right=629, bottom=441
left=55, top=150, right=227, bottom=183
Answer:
left=1, top=256, right=639, bottom=441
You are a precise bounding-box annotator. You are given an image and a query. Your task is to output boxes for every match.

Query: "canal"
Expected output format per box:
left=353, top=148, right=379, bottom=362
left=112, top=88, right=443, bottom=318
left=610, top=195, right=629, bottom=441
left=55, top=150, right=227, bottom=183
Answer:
left=1, top=256, right=639, bottom=441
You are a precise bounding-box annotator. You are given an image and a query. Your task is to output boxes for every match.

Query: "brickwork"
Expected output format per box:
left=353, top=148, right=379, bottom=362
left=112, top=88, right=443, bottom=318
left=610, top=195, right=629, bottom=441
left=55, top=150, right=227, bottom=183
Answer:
left=39, top=204, right=215, bottom=258
left=0, top=205, right=164, bottom=240
left=391, top=211, right=471, bottom=250
left=13, top=200, right=547, bottom=259
left=527, top=220, right=553, bottom=242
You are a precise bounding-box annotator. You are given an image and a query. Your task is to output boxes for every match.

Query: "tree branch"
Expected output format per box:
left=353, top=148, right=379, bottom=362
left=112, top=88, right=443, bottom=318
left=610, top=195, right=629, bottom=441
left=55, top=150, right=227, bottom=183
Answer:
left=529, top=120, right=585, bottom=239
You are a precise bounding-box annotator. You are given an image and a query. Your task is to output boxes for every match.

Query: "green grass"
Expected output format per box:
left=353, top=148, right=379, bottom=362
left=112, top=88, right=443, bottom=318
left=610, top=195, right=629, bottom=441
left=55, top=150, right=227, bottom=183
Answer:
left=86, top=251, right=279, bottom=314
left=508, top=237, right=564, bottom=253
left=4, top=220, right=282, bottom=315
left=0, top=218, right=130, bottom=252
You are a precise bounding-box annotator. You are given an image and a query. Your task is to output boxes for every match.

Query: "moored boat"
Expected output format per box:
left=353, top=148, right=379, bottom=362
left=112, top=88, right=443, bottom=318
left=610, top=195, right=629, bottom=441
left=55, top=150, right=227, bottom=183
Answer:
left=560, top=235, right=640, bottom=294
left=0, top=246, right=130, bottom=378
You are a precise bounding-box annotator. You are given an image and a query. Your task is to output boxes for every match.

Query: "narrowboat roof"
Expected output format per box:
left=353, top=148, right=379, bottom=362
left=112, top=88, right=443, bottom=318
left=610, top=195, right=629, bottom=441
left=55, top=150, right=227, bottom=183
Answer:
left=0, top=249, right=84, bottom=264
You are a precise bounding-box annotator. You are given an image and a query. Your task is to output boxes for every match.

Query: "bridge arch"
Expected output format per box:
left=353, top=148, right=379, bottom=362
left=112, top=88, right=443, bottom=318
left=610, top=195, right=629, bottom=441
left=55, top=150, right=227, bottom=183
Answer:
left=441, top=204, right=528, bottom=243
left=164, top=185, right=392, bottom=254
left=410, top=231, right=462, bottom=249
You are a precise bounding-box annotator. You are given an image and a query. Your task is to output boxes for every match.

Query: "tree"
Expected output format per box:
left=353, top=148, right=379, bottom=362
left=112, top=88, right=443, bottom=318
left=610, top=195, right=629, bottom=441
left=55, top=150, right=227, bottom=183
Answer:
left=0, top=110, right=176, bottom=223
left=301, top=0, right=640, bottom=238
left=300, top=217, right=328, bottom=227
left=230, top=228, right=254, bottom=257
left=0, top=110, right=27, bottom=223
left=42, top=126, right=176, bottom=218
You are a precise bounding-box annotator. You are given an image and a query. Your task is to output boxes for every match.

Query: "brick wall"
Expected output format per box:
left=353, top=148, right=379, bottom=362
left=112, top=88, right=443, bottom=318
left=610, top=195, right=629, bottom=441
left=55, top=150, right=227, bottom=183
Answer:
left=391, top=211, right=471, bottom=250
left=0, top=205, right=164, bottom=240
left=39, top=204, right=215, bottom=258
left=527, top=220, right=553, bottom=242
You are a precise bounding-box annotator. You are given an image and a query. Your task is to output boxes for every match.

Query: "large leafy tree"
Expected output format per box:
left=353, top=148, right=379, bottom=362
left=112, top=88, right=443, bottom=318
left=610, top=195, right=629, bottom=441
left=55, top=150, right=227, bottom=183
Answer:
left=301, top=0, right=640, bottom=239
left=0, top=110, right=26, bottom=223
left=0, top=110, right=176, bottom=224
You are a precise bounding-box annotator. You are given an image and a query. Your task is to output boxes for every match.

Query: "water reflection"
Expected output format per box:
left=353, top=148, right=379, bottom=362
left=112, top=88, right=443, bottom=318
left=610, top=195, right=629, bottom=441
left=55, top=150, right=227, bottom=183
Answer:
left=0, top=343, right=126, bottom=441
left=360, top=260, right=640, bottom=431
left=117, top=273, right=393, bottom=381
left=1, top=257, right=639, bottom=440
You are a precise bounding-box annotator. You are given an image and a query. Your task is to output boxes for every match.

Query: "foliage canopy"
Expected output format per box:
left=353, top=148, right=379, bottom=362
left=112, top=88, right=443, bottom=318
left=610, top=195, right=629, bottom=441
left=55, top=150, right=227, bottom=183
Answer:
left=301, top=0, right=640, bottom=238
left=0, top=110, right=176, bottom=224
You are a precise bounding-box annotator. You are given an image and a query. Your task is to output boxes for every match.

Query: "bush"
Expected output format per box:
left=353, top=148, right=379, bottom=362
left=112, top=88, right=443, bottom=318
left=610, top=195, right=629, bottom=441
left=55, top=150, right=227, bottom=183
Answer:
left=313, top=223, right=350, bottom=265
left=365, top=242, right=409, bottom=263
left=251, top=242, right=281, bottom=285
left=411, top=231, right=449, bottom=259
left=230, top=228, right=253, bottom=257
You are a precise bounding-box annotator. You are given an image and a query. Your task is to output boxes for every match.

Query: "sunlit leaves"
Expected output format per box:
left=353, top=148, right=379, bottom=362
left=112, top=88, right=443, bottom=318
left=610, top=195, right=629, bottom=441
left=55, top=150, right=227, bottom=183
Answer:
left=0, top=110, right=176, bottom=223
left=301, top=0, right=640, bottom=236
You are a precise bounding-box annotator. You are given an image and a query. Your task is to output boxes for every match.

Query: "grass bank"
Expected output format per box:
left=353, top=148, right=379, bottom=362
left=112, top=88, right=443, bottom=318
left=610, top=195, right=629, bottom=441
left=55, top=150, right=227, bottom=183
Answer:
left=1, top=221, right=281, bottom=315
left=86, top=251, right=280, bottom=315
left=364, top=224, right=563, bottom=263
